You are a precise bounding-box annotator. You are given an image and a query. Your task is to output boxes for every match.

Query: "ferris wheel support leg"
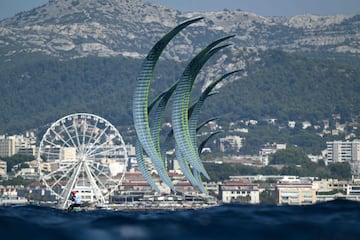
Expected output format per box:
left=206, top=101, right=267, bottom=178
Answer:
left=83, top=162, right=107, bottom=205
left=59, top=161, right=83, bottom=209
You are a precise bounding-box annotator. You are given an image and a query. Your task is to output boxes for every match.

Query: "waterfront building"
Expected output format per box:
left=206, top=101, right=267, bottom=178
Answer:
left=219, top=179, right=260, bottom=204
left=313, top=179, right=348, bottom=193
left=17, top=182, right=56, bottom=202
left=118, top=172, right=155, bottom=193
left=345, top=184, right=360, bottom=201
left=315, top=182, right=360, bottom=202
left=204, top=182, right=220, bottom=195
left=313, top=178, right=346, bottom=202
left=0, top=185, right=19, bottom=197
left=174, top=181, right=197, bottom=193
left=276, top=181, right=316, bottom=205
left=0, top=185, right=28, bottom=205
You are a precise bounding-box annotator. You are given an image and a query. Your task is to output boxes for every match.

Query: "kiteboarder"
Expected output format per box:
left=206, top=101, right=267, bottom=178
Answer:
left=67, top=191, right=81, bottom=212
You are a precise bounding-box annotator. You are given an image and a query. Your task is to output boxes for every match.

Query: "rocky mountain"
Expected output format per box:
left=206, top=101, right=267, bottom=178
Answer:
left=0, top=0, right=358, bottom=93
left=0, top=0, right=358, bottom=60
left=0, top=0, right=359, bottom=136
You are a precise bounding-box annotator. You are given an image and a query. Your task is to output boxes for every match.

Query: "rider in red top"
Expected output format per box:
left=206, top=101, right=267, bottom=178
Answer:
left=67, top=191, right=81, bottom=212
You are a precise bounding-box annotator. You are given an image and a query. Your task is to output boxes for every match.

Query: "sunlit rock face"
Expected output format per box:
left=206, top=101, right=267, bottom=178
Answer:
left=0, top=0, right=358, bottom=60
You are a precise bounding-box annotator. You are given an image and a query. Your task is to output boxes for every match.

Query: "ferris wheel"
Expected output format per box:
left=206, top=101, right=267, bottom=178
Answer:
left=37, top=113, right=128, bottom=209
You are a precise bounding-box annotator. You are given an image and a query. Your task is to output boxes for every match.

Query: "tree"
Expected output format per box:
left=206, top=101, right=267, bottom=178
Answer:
left=1, top=154, right=35, bottom=172
left=259, top=166, right=280, bottom=175
left=260, top=190, right=277, bottom=204
left=328, top=162, right=352, bottom=180
left=269, top=147, right=310, bottom=165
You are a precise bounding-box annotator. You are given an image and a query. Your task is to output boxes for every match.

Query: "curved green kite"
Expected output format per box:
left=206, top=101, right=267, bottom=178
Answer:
left=171, top=36, right=234, bottom=179
left=133, top=17, right=239, bottom=194
left=133, top=17, right=203, bottom=191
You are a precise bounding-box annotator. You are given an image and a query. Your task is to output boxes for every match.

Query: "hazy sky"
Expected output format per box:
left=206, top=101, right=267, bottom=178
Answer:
left=0, top=0, right=359, bottom=20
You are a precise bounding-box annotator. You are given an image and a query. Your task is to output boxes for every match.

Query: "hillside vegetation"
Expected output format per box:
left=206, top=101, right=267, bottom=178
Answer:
left=0, top=50, right=359, bottom=135
left=203, top=50, right=360, bottom=123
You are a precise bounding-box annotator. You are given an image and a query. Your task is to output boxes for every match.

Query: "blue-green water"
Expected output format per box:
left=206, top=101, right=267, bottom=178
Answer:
left=1, top=199, right=359, bottom=240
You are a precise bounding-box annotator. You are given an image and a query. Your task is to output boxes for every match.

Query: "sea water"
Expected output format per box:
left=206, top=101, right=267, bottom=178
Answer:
left=1, top=199, right=359, bottom=240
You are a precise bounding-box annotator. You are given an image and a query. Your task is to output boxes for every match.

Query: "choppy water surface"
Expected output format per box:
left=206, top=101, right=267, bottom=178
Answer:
left=1, top=200, right=360, bottom=240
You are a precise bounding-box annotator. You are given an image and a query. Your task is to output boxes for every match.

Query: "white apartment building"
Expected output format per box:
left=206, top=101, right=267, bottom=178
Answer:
left=60, top=147, right=77, bottom=160
left=219, top=135, right=245, bottom=152
left=219, top=180, right=260, bottom=204
left=0, top=135, right=37, bottom=157
left=259, top=143, right=286, bottom=165
left=326, top=140, right=360, bottom=165
left=0, top=136, right=16, bottom=157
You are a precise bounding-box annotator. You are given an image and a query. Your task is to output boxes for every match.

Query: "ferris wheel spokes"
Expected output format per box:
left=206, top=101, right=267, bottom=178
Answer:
left=84, top=117, right=99, bottom=151
left=87, top=165, right=109, bottom=191
left=81, top=119, right=87, bottom=150
left=83, top=163, right=106, bottom=204
left=48, top=162, right=81, bottom=189
left=89, top=163, right=116, bottom=182
left=49, top=128, right=74, bottom=149
left=86, top=142, right=121, bottom=158
left=42, top=162, right=77, bottom=180
left=42, top=139, right=63, bottom=149
left=60, top=122, right=80, bottom=151
left=38, top=150, right=61, bottom=159
left=71, top=119, right=82, bottom=150
left=84, top=124, right=111, bottom=156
